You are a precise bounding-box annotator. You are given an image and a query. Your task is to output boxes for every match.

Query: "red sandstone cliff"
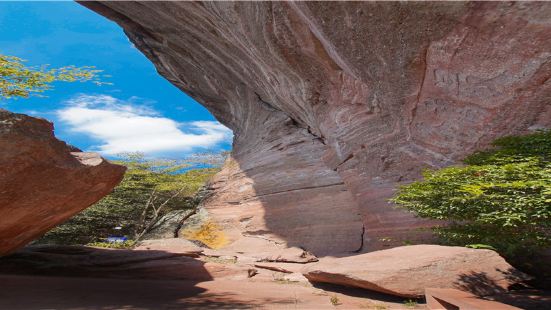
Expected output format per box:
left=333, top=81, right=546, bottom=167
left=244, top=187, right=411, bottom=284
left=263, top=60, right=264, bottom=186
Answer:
left=81, top=1, right=551, bottom=255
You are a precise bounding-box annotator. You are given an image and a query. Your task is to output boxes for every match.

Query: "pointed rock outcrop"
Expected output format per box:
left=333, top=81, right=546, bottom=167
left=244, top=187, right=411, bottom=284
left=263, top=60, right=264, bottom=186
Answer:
left=0, top=109, right=125, bottom=255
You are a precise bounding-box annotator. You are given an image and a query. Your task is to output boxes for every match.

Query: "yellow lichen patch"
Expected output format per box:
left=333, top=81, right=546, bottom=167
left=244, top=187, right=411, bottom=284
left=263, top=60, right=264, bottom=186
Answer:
left=181, top=220, right=228, bottom=249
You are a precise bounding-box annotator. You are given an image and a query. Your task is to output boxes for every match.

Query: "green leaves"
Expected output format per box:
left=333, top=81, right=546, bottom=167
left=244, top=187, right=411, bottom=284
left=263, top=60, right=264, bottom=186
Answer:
left=465, top=130, right=551, bottom=166
left=37, top=153, right=222, bottom=245
left=0, top=54, right=109, bottom=99
left=392, top=130, right=551, bottom=258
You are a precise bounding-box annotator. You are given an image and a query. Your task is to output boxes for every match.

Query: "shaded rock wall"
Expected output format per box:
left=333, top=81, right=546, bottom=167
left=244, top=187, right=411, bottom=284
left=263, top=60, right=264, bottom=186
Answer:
left=82, top=1, right=551, bottom=255
left=0, top=110, right=125, bottom=255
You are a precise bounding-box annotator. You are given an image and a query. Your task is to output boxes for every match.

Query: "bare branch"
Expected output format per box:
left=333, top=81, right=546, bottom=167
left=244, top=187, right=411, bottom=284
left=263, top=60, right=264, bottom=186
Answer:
left=134, top=186, right=187, bottom=242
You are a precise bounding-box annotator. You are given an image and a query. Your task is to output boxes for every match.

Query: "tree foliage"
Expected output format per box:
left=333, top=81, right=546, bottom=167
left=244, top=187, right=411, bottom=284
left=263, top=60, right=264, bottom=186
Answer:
left=0, top=54, right=107, bottom=99
left=392, top=130, right=551, bottom=258
left=38, top=153, right=223, bottom=245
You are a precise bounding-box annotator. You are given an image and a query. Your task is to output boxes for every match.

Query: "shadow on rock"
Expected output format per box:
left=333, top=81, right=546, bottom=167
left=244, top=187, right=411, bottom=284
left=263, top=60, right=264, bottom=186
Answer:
left=455, top=268, right=551, bottom=310
left=0, top=275, right=257, bottom=310
left=454, top=268, right=530, bottom=297
left=0, top=244, right=213, bottom=281
left=311, top=282, right=416, bottom=304
left=0, top=244, right=228, bottom=309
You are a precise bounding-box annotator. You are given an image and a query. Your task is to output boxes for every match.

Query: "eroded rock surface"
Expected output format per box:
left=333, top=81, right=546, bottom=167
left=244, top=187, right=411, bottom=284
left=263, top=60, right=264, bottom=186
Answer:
left=0, top=109, right=125, bottom=255
left=302, top=245, right=530, bottom=298
left=81, top=2, right=551, bottom=255
left=1, top=244, right=546, bottom=309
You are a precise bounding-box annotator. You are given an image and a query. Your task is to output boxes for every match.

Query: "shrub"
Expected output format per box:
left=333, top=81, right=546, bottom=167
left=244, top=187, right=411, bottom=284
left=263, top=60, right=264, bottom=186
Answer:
left=37, top=153, right=224, bottom=245
left=87, top=240, right=136, bottom=249
left=330, top=295, right=341, bottom=306
left=181, top=220, right=228, bottom=249
left=1, top=54, right=107, bottom=99
left=403, top=300, right=417, bottom=308
left=392, top=130, right=551, bottom=259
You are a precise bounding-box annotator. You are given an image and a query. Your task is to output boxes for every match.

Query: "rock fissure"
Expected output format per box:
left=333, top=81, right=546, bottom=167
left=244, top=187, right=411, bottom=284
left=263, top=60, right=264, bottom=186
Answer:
left=333, top=153, right=355, bottom=172
left=306, top=126, right=326, bottom=145
left=246, top=182, right=346, bottom=199
left=407, top=46, right=430, bottom=141
left=354, top=224, right=366, bottom=253
left=254, top=92, right=281, bottom=112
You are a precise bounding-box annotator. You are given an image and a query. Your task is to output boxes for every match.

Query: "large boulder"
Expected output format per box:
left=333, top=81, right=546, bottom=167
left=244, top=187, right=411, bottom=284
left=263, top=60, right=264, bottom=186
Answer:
left=0, top=109, right=125, bottom=255
left=82, top=2, right=551, bottom=255
left=302, top=245, right=530, bottom=298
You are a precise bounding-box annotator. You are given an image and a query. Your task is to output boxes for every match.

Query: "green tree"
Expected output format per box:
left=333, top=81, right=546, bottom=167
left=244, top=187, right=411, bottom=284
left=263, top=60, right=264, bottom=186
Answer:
left=1, top=54, right=106, bottom=99
left=392, top=130, right=551, bottom=258
left=38, top=153, right=225, bottom=245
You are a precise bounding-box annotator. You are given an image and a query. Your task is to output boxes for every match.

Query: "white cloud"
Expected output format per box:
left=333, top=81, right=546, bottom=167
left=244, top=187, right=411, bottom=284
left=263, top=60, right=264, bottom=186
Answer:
left=57, top=94, right=232, bottom=156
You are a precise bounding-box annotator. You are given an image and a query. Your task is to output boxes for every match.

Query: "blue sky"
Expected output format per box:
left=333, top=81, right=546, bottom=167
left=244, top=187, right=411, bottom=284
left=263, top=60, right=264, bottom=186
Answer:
left=0, top=1, right=232, bottom=158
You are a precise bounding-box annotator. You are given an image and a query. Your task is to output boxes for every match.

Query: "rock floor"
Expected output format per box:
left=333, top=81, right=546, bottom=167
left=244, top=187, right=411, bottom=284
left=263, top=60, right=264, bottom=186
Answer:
left=2, top=244, right=548, bottom=309
left=0, top=275, right=420, bottom=310
left=0, top=245, right=421, bottom=310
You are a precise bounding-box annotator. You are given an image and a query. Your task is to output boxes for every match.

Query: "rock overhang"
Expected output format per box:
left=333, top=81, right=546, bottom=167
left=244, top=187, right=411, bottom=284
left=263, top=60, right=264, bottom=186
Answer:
left=78, top=1, right=551, bottom=256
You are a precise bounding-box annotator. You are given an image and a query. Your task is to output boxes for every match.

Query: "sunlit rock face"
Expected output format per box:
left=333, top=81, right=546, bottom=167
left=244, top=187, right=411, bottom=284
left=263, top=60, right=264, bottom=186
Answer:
left=302, top=245, right=530, bottom=298
left=0, top=110, right=126, bottom=255
left=82, top=1, right=551, bottom=255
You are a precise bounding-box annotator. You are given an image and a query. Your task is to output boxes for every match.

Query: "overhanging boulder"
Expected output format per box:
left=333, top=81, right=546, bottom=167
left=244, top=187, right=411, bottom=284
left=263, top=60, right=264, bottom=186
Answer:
left=81, top=1, right=551, bottom=255
left=0, top=109, right=125, bottom=255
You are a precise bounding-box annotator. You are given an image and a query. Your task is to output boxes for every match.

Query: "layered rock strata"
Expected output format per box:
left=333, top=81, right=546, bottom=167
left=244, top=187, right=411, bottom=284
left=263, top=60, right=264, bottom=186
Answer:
left=0, top=109, right=125, bottom=255
left=81, top=1, right=551, bottom=255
